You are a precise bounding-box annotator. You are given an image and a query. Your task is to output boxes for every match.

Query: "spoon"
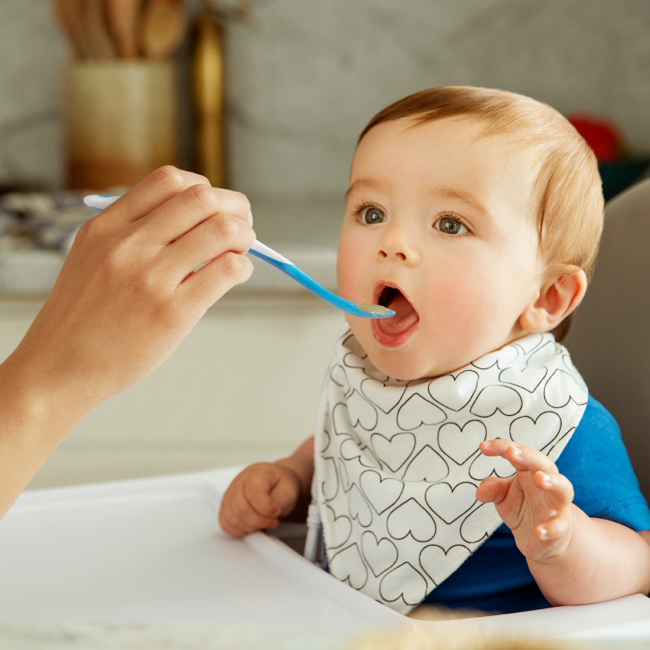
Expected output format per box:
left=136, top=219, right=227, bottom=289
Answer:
left=83, top=194, right=395, bottom=319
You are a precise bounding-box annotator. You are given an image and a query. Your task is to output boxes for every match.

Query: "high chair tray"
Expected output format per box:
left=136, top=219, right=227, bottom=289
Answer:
left=0, top=467, right=649, bottom=639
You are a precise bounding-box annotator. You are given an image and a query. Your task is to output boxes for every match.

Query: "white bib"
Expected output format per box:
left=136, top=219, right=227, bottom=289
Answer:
left=313, top=327, right=588, bottom=614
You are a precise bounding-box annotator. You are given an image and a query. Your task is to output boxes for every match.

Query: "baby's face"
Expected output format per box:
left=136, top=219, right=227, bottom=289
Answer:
left=337, top=117, right=546, bottom=380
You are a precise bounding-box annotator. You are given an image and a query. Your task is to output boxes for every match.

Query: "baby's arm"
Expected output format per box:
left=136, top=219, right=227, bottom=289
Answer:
left=477, top=440, right=650, bottom=605
left=219, top=437, right=314, bottom=537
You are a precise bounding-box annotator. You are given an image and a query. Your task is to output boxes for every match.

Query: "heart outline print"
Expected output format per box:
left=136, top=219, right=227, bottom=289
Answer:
left=361, top=531, right=398, bottom=577
left=428, top=370, right=479, bottom=411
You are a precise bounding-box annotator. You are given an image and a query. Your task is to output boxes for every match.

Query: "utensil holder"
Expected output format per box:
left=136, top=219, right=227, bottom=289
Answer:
left=64, top=61, right=179, bottom=190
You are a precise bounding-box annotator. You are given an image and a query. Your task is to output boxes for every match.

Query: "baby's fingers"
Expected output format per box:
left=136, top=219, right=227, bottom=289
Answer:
left=219, top=506, right=252, bottom=538
left=476, top=476, right=514, bottom=505
left=269, top=472, right=301, bottom=516
left=221, top=488, right=279, bottom=537
left=245, top=474, right=283, bottom=519
left=536, top=511, right=572, bottom=542
left=480, top=440, right=557, bottom=475
left=533, top=470, right=574, bottom=509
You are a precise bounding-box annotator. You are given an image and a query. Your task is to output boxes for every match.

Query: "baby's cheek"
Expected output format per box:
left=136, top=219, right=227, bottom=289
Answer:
left=336, top=246, right=367, bottom=302
left=424, top=270, right=509, bottom=350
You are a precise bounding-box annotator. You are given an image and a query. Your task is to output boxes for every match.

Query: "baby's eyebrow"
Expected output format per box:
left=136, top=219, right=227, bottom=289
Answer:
left=434, top=186, right=491, bottom=219
left=345, top=178, right=393, bottom=201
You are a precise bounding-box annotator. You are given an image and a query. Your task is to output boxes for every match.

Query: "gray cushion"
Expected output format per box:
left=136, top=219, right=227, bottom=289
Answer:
left=566, top=178, right=650, bottom=502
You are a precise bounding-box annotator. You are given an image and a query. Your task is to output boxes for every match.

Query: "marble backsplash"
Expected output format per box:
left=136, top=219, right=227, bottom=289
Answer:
left=0, top=0, right=648, bottom=200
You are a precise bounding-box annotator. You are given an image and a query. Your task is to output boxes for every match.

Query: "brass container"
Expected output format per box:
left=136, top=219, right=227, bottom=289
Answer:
left=192, top=12, right=225, bottom=188
left=64, top=61, right=179, bottom=190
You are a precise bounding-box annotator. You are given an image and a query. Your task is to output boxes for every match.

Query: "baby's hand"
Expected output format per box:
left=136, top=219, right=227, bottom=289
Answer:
left=218, top=463, right=302, bottom=538
left=476, top=440, right=575, bottom=563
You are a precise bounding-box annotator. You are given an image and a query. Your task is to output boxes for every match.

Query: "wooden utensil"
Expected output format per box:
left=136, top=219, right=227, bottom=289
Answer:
left=141, top=0, right=187, bottom=60
left=54, top=0, right=93, bottom=59
left=106, top=0, right=141, bottom=58
left=54, top=0, right=82, bottom=58
left=85, top=0, right=117, bottom=59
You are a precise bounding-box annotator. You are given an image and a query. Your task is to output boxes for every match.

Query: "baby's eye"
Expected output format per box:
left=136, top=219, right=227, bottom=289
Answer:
left=436, top=215, right=468, bottom=235
left=361, top=207, right=387, bottom=225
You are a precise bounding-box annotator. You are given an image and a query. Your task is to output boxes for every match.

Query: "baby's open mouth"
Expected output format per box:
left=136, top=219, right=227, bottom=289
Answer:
left=372, top=284, right=420, bottom=347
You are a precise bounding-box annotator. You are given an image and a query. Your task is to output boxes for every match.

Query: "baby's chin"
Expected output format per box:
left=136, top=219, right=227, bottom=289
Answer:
left=363, top=333, right=486, bottom=381
left=346, top=322, right=429, bottom=380
left=349, top=321, right=482, bottom=381
left=365, top=345, right=440, bottom=382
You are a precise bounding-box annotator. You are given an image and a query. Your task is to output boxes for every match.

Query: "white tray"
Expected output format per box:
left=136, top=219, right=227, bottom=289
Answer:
left=1, top=468, right=649, bottom=639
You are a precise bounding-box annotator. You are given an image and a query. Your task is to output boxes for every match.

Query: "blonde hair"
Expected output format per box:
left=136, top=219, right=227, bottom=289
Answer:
left=358, top=87, right=604, bottom=341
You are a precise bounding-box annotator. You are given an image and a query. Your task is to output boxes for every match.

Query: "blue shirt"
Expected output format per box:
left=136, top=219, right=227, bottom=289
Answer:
left=422, top=396, right=650, bottom=614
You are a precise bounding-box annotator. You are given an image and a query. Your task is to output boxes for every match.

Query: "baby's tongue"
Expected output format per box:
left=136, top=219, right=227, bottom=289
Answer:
left=378, top=291, right=419, bottom=337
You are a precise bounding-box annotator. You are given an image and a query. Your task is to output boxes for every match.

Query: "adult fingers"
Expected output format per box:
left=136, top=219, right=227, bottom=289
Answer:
left=139, top=183, right=252, bottom=245
left=160, top=210, right=255, bottom=283
left=480, top=440, right=558, bottom=475
left=177, top=251, right=254, bottom=315
left=98, top=166, right=211, bottom=225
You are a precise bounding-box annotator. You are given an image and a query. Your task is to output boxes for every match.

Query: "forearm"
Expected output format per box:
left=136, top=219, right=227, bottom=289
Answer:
left=0, top=349, right=93, bottom=519
left=276, top=436, right=315, bottom=520
left=528, top=505, right=650, bottom=605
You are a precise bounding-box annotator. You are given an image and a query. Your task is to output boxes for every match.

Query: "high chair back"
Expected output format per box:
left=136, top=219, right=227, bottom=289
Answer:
left=565, top=177, right=650, bottom=502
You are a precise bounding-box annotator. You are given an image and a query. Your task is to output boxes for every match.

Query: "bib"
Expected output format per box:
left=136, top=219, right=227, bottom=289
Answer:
left=313, top=327, right=588, bottom=613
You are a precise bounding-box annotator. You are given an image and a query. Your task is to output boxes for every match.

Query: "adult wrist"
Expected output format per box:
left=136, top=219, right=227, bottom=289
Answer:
left=0, top=347, right=90, bottom=446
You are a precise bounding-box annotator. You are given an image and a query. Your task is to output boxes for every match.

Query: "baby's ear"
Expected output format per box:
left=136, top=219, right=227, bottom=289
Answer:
left=519, top=265, right=588, bottom=334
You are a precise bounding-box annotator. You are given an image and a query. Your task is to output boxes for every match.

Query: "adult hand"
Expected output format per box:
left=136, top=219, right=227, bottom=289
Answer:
left=0, top=167, right=255, bottom=516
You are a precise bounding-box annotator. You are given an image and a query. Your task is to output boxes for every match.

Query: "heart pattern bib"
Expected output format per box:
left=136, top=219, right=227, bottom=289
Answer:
left=313, top=327, right=588, bottom=614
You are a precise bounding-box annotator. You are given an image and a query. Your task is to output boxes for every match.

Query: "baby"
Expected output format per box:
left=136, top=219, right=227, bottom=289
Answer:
left=220, top=87, right=650, bottom=615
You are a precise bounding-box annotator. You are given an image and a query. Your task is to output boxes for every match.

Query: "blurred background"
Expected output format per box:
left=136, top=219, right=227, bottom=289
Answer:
left=2, top=1, right=650, bottom=197
left=0, top=0, right=648, bottom=491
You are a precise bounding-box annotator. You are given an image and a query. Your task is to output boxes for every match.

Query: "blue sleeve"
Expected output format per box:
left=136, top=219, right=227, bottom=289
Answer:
left=557, top=397, right=650, bottom=532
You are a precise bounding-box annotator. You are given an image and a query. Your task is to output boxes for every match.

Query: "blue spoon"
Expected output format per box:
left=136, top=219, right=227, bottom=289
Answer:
left=83, top=195, right=395, bottom=319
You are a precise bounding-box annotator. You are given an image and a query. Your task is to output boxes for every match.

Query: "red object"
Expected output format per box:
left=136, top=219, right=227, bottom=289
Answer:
left=568, top=113, right=622, bottom=162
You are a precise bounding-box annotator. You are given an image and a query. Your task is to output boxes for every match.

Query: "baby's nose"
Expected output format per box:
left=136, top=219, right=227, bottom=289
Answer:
left=376, top=228, right=420, bottom=265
